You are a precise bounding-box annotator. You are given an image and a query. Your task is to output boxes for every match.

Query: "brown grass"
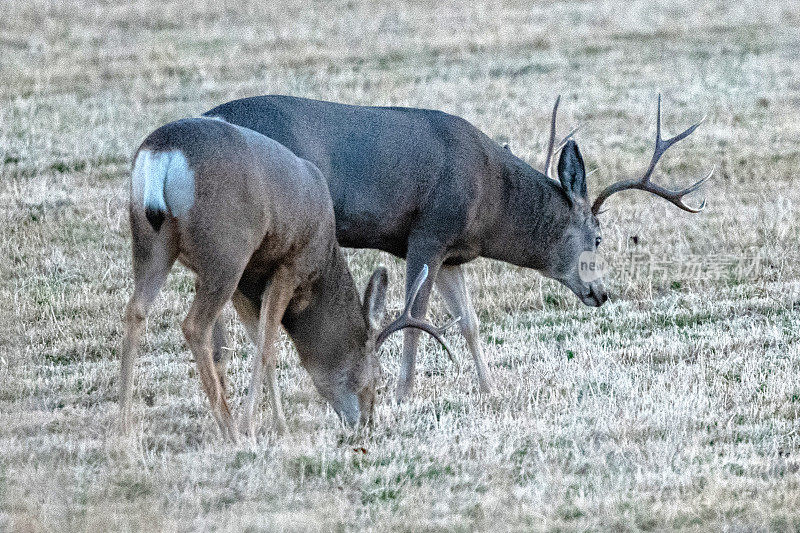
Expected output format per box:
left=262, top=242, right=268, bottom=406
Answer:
left=2, top=0, right=800, bottom=531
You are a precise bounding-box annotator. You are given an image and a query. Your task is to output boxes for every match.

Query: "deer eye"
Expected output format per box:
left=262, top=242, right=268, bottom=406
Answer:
left=595, top=236, right=602, bottom=248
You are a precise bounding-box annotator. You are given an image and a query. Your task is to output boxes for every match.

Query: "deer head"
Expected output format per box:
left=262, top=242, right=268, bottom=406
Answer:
left=539, top=95, right=711, bottom=307
left=315, top=263, right=455, bottom=427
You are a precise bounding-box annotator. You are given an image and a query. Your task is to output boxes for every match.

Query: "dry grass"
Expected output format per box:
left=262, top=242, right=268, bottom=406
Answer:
left=3, top=0, right=800, bottom=531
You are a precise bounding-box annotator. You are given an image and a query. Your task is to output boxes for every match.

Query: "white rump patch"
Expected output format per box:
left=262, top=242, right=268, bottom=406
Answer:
left=131, top=149, right=195, bottom=218
left=163, top=151, right=195, bottom=217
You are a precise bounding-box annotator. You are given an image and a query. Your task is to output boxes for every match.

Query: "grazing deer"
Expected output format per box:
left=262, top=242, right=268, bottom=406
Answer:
left=119, top=117, right=452, bottom=440
left=204, top=94, right=711, bottom=402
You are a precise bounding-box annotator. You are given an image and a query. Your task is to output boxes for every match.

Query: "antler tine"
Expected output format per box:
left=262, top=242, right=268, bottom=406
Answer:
left=375, top=265, right=458, bottom=362
left=439, top=316, right=462, bottom=331
left=546, top=126, right=581, bottom=177
left=641, top=166, right=714, bottom=213
left=404, top=264, right=428, bottom=309
left=556, top=127, right=579, bottom=151
left=591, top=94, right=711, bottom=215
left=543, top=95, right=561, bottom=179
left=543, top=96, right=580, bottom=179
left=376, top=317, right=457, bottom=362
left=641, top=94, right=706, bottom=185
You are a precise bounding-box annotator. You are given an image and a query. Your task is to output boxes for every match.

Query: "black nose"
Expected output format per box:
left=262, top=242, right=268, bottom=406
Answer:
left=591, top=288, right=608, bottom=306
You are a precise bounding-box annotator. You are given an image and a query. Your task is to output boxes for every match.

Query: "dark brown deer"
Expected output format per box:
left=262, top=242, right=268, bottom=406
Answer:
left=119, top=117, right=451, bottom=440
left=204, top=94, right=711, bottom=402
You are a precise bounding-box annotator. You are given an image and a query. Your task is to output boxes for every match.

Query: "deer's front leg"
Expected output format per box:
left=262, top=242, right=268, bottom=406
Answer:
left=396, top=239, right=445, bottom=403
left=240, top=269, right=295, bottom=439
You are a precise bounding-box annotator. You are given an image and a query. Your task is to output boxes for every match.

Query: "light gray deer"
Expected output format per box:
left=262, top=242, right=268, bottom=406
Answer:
left=205, top=94, right=711, bottom=402
left=119, top=117, right=452, bottom=440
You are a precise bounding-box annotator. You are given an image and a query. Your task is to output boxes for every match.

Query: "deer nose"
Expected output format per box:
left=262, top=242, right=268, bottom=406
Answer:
left=590, top=285, right=608, bottom=306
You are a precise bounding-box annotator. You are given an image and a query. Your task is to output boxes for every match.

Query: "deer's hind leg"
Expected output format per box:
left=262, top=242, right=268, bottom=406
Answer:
left=119, top=215, right=178, bottom=433
left=435, top=264, right=492, bottom=393
left=211, top=318, right=230, bottom=392
left=182, top=268, right=247, bottom=442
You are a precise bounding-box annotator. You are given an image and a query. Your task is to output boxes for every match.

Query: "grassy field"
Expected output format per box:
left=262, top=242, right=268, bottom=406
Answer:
left=3, top=0, right=800, bottom=530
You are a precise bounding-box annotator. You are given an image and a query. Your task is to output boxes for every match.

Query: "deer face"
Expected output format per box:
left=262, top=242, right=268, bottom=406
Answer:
left=545, top=140, right=608, bottom=307
left=354, top=267, right=389, bottom=425
left=321, top=351, right=380, bottom=428
left=314, top=268, right=386, bottom=427
left=353, top=348, right=381, bottom=426
left=314, top=265, right=453, bottom=426
left=537, top=95, right=710, bottom=308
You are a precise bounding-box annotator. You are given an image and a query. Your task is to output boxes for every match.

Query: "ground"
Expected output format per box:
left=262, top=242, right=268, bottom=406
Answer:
left=2, top=0, right=800, bottom=531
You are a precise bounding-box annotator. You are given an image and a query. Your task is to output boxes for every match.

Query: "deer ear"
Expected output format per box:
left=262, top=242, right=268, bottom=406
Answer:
left=363, top=267, right=389, bottom=331
left=557, top=139, right=587, bottom=201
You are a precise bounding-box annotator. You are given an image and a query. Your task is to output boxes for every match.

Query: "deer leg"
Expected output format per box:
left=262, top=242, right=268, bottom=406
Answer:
left=231, top=290, right=261, bottom=345
left=119, top=220, right=177, bottom=433
left=231, top=289, right=262, bottom=436
left=211, top=318, right=230, bottom=392
left=396, top=242, right=444, bottom=403
left=435, top=264, right=492, bottom=393
left=240, top=270, right=295, bottom=438
left=182, top=276, right=242, bottom=443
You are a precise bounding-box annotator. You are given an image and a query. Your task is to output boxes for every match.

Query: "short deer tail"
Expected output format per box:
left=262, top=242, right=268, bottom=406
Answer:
left=131, top=149, right=195, bottom=232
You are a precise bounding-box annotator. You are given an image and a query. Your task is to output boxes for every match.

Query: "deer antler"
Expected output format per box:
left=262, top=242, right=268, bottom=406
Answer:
left=375, top=265, right=460, bottom=362
left=591, top=94, right=712, bottom=215
left=543, top=95, right=579, bottom=179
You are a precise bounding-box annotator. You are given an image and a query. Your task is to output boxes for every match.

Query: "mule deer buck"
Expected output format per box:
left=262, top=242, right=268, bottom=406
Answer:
left=205, top=94, right=711, bottom=402
left=119, top=117, right=452, bottom=440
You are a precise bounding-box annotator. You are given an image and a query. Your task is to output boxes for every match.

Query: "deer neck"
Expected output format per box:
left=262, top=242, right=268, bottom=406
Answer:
left=282, top=246, right=368, bottom=369
left=480, top=156, right=572, bottom=270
